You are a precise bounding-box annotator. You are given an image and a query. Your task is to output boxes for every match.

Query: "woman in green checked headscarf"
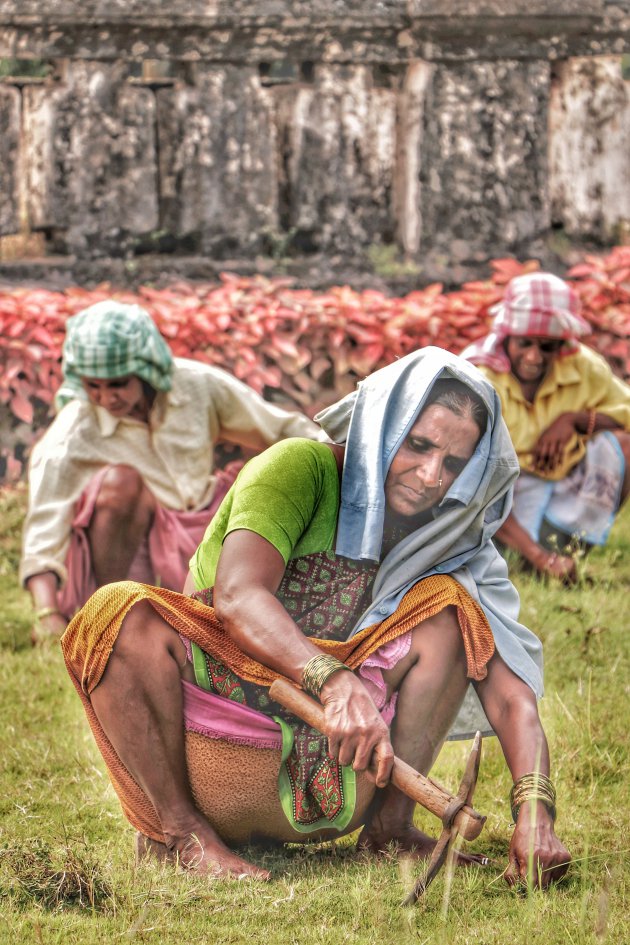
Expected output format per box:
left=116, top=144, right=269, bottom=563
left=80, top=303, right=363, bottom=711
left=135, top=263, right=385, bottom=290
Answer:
left=21, top=300, right=324, bottom=644
left=55, top=300, right=174, bottom=411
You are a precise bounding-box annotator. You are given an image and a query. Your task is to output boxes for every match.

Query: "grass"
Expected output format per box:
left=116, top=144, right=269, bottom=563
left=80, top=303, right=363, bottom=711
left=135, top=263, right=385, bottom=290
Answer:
left=0, top=484, right=629, bottom=944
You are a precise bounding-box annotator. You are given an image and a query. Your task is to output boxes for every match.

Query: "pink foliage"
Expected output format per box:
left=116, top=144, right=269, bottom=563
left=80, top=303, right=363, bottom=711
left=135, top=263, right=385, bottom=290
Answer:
left=2, top=249, right=630, bottom=481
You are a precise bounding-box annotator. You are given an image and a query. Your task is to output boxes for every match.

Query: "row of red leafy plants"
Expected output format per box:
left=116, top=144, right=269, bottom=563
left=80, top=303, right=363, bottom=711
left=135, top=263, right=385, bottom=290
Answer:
left=2, top=247, right=630, bottom=482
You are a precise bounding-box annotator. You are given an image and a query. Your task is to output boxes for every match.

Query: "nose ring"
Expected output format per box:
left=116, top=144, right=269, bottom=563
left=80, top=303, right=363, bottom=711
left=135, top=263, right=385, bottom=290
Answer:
left=438, top=479, right=443, bottom=487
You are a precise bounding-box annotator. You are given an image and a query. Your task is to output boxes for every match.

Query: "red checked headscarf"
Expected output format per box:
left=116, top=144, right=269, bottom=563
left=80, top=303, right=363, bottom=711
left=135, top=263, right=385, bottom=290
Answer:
left=462, top=272, right=592, bottom=373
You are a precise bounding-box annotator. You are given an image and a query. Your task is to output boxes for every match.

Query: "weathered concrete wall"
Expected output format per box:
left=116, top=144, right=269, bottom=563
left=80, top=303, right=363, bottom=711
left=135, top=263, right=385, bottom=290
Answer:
left=277, top=65, right=397, bottom=254
left=1, top=1, right=626, bottom=61
left=1, top=2, right=629, bottom=281
left=393, top=61, right=432, bottom=258
left=0, top=84, right=20, bottom=235
left=23, top=62, right=158, bottom=256
left=156, top=66, right=278, bottom=256
left=420, top=61, right=551, bottom=263
left=550, top=57, right=630, bottom=240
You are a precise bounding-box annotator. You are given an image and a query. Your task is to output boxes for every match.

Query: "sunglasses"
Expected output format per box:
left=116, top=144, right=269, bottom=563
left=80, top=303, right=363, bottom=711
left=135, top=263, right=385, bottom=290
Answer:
left=538, top=340, right=565, bottom=354
left=512, top=338, right=566, bottom=354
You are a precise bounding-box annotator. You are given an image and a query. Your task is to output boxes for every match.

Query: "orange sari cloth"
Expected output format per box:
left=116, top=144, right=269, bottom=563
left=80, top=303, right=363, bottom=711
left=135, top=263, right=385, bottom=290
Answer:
left=61, top=576, right=494, bottom=841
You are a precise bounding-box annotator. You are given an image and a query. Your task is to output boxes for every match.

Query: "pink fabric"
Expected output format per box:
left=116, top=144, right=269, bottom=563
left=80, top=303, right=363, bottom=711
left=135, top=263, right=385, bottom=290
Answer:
left=179, top=629, right=412, bottom=742
left=57, top=464, right=240, bottom=619
left=182, top=679, right=284, bottom=749
left=358, top=631, right=412, bottom=725
left=462, top=272, right=591, bottom=372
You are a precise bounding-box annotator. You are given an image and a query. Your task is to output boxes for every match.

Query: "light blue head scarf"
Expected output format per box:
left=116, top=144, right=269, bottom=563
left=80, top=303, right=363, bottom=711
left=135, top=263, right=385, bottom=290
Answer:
left=316, top=348, right=543, bottom=737
left=316, top=346, right=518, bottom=563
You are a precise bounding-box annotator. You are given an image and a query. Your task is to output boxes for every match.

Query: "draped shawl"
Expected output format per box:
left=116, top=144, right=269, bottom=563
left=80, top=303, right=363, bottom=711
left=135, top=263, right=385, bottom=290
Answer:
left=316, top=347, right=544, bottom=737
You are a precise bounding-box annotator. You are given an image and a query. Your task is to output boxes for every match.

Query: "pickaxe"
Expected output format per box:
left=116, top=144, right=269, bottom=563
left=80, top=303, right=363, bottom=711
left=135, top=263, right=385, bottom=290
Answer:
left=269, top=678, right=486, bottom=904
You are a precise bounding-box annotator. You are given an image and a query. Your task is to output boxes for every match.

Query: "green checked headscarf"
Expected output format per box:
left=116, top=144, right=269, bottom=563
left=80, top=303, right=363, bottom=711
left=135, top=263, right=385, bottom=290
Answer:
left=56, top=301, right=174, bottom=411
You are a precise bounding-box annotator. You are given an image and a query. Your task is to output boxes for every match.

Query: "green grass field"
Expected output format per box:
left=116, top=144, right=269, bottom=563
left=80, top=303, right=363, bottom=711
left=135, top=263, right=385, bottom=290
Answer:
left=0, top=483, right=628, bottom=945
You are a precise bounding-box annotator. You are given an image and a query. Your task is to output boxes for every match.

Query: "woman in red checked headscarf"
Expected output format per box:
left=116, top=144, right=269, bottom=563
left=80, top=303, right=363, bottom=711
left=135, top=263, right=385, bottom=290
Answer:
left=463, top=271, right=630, bottom=582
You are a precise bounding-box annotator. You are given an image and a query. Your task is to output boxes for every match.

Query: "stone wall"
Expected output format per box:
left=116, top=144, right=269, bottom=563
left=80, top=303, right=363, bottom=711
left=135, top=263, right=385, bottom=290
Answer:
left=0, top=1, right=629, bottom=284
left=550, top=56, right=630, bottom=239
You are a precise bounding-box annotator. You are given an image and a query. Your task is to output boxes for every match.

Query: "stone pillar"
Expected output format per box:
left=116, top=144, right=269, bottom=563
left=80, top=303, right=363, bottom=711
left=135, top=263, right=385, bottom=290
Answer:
left=156, top=65, right=278, bottom=256
left=550, top=56, right=630, bottom=240
left=394, top=61, right=433, bottom=258
left=0, top=85, right=21, bottom=236
left=22, top=61, right=158, bottom=255
left=277, top=64, right=397, bottom=254
left=418, top=60, right=551, bottom=263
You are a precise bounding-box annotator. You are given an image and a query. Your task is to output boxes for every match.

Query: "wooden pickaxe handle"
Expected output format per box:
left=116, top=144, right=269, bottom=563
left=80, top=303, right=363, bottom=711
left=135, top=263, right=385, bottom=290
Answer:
left=269, top=678, right=485, bottom=841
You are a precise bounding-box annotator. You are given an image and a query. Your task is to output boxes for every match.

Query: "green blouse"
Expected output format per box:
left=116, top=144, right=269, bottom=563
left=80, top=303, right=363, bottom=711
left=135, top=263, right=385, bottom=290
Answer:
left=189, top=438, right=340, bottom=589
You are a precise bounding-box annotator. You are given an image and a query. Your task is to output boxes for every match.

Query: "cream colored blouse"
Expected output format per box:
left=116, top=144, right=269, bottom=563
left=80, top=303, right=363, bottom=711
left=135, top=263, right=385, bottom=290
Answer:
left=20, top=358, right=325, bottom=587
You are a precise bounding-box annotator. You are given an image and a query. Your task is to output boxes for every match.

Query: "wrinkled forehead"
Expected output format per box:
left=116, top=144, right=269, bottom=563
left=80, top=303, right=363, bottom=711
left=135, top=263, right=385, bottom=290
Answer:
left=383, top=369, right=490, bottom=465
left=404, top=402, right=483, bottom=455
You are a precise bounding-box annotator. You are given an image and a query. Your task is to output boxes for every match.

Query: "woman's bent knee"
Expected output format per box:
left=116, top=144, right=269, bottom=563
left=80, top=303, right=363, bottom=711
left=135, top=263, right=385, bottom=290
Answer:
left=113, top=600, right=187, bottom=664
left=411, top=606, right=464, bottom=658
left=95, top=464, right=153, bottom=514
left=382, top=606, right=465, bottom=692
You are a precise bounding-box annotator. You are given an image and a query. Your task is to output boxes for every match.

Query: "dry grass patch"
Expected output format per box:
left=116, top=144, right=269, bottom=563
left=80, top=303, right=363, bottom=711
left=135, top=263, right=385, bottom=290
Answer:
left=0, top=485, right=629, bottom=944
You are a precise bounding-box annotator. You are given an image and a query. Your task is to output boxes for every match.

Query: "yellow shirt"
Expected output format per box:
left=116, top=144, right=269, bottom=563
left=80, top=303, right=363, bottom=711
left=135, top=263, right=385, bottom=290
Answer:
left=478, top=344, right=630, bottom=481
left=20, top=358, right=326, bottom=587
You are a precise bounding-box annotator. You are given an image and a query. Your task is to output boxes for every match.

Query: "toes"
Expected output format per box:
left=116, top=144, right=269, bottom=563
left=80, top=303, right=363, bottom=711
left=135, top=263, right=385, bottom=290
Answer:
left=455, top=851, right=491, bottom=867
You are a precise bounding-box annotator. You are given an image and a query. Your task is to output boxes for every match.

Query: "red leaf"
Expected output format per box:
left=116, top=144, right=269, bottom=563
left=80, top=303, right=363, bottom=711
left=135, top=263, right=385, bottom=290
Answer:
left=6, top=319, right=26, bottom=338
left=10, top=392, right=33, bottom=424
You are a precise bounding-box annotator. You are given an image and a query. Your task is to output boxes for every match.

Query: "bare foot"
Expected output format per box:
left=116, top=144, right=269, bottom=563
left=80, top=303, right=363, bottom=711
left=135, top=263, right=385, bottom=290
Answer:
left=357, top=824, right=489, bottom=866
left=135, top=832, right=176, bottom=865
left=163, top=822, right=270, bottom=880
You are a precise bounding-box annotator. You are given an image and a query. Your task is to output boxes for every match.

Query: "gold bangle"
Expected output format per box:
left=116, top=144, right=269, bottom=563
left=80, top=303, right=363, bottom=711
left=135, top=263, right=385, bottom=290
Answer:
left=510, top=773, right=557, bottom=823
left=35, top=606, right=62, bottom=621
left=301, top=654, right=351, bottom=698
left=585, top=409, right=596, bottom=438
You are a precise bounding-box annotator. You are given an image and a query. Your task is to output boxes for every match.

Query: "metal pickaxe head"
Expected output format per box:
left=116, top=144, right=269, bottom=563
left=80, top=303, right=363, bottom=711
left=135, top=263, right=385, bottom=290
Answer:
left=267, top=681, right=487, bottom=906
left=403, top=731, right=485, bottom=905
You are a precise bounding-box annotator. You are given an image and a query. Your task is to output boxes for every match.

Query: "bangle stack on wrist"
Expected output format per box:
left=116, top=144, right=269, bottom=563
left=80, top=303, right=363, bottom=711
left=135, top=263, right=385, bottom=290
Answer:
left=510, top=772, right=557, bottom=823
left=585, top=409, right=596, bottom=438
left=301, top=653, right=351, bottom=698
left=35, top=605, right=62, bottom=621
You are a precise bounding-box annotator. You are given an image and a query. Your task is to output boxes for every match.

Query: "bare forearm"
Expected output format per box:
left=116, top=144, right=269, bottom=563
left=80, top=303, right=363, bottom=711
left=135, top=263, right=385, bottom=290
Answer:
left=214, top=588, right=326, bottom=684
left=477, top=658, right=570, bottom=886
left=25, top=571, right=60, bottom=609
left=495, top=513, right=549, bottom=571
left=476, top=657, right=550, bottom=780
left=213, top=529, right=339, bottom=683
left=495, top=512, right=576, bottom=582
left=26, top=571, right=67, bottom=642
left=215, top=581, right=393, bottom=784
left=499, top=701, right=571, bottom=886
left=573, top=410, right=621, bottom=436
left=492, top=698, right=550, bottom=781
left=212, top=528, right=394, bottom=784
